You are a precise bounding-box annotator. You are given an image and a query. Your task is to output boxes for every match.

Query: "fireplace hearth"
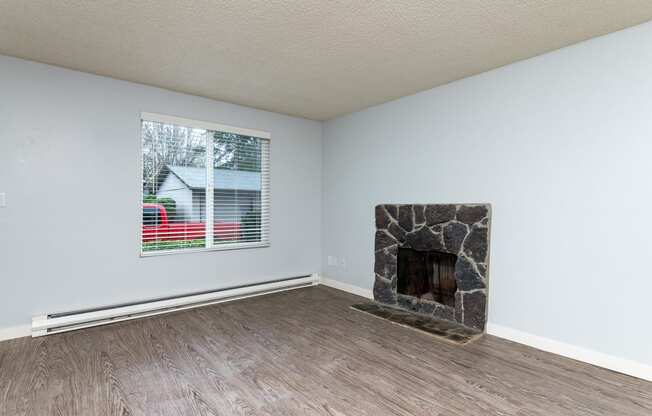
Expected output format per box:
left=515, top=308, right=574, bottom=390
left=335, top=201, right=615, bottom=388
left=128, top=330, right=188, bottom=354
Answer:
left=374, top=204, right=491, bottom=331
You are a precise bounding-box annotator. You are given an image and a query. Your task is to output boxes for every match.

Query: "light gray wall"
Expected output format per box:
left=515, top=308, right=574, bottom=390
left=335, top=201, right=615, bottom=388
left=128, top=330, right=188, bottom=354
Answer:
left=0, top=55, right=322, bottom=328
left=322, top=22, right=652, bottom=366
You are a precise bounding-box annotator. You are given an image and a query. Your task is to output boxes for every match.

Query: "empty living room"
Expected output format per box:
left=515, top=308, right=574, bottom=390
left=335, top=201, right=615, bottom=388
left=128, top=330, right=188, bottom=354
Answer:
left=2, top=1, right=652, bottom=415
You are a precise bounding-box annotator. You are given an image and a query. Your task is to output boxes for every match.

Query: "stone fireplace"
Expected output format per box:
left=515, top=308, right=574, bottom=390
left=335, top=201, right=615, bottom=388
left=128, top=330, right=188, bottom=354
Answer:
left=374, top=204, right=491, bottom=331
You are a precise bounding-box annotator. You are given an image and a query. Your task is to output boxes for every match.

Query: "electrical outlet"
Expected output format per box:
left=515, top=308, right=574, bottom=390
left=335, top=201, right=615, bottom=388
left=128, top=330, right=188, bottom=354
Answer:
left=0, top=193, right=5, bottom=207
left=327, top=256, right=338, bottom=266
left=340, top=257, right=347, bottom=268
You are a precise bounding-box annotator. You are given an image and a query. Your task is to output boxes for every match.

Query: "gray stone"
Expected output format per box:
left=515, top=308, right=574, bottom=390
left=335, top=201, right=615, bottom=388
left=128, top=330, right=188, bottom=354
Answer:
left=463, top=226, right=488, bottom=263
left=454, top=291, right=464, bottom=324
left=374, top=249, right=397, bottom=278
left=401, top=297, right=435, bottom=316
left=425, top=204, right=456, bottom=225
left=373, top=275, right=397, bottom=305
left=456, top=205, right=488, bottom=225
left=413, top=205, right=425, bottom=225
left=387, top=222, right=407, bottom=243
left=454, top=256, right=485, bottom=291
left=398, top=205, right=414, bottom=232
left=375, top=230, right=397, bottom=252
left=405, top=226, right=444, bottom=251
left=375, top=205, right=392, bottom=229
left=384, top=204, right=398, bottom=221
left=462, top=291, right=487, bottom=330
left=397, top=293, right=417, bottom=311
left=443, top=221, right=467, bottom=254
left=477, top=263, right=487, bottom=277
left=414, top=299, right=436, bottom=315
left=433, top=304, right=455, bottom=322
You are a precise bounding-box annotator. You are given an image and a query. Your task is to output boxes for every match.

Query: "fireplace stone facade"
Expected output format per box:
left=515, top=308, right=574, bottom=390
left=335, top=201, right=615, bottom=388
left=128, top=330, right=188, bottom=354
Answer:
left=374, top=204, right=491, bottom=331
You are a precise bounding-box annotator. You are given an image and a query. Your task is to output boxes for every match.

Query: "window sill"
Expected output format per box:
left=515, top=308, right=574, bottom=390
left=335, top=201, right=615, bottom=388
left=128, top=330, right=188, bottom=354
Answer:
left=140, top=241, right=270, bottom=257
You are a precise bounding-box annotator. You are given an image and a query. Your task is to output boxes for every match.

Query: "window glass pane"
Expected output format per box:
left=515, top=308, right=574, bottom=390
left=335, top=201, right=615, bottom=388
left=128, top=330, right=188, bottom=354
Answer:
left=142, top=207, right=160, bottom=226
left=211, top=132, right=264, bottom=245
left=141, top=120, right=207, bottom=252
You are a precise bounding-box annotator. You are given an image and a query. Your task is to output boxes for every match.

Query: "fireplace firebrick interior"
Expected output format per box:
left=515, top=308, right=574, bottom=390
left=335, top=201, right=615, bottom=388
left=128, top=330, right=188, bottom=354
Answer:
left=397, top=248, right=457, bottom=307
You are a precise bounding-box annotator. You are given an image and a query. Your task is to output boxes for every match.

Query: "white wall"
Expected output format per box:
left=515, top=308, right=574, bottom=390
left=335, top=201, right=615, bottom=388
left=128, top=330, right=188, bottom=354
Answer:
left=322, top=22, right=652, bottom=367
left=0, top=55, right=322, bottom=329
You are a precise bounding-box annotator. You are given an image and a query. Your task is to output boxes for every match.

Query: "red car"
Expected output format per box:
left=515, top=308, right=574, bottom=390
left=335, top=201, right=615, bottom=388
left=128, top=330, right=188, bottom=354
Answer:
left=142, top=203, right=240, bottom=242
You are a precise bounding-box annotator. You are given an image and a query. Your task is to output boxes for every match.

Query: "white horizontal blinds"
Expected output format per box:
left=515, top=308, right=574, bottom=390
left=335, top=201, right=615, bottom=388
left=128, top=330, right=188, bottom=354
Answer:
left=211, top=131, right=270, bottom=246
left=141, top=120, right=208, bottom=253
left=141, top=113, right=270, bottom=255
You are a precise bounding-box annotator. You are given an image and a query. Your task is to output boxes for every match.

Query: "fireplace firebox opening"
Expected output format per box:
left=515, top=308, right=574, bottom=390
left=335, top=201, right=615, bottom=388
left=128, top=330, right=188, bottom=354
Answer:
left=397, top=247, right=457, bottom=307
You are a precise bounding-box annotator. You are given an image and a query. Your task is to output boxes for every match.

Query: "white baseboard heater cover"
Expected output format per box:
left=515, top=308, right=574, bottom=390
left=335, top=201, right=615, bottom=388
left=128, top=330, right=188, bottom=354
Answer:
left=32, top=274, right=319, bottom=337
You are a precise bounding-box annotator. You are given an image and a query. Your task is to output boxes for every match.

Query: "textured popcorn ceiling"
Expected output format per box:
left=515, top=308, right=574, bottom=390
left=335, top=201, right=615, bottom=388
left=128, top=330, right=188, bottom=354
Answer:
left=1, top=1, right=652, bottom=120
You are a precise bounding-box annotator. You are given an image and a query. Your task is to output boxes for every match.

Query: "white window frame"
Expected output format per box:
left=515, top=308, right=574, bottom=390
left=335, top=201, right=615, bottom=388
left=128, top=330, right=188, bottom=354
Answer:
left=140, top=112, right=271, bottom=257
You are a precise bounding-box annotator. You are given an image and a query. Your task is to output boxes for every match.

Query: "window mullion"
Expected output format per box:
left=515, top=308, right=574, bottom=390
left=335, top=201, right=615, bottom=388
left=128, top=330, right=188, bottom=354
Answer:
left=205, top=132, right=214, bottom=248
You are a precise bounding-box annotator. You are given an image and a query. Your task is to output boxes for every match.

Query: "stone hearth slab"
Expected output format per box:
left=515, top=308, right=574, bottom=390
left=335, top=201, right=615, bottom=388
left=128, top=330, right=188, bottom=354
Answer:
left=351, top=302, right=482, bottom=345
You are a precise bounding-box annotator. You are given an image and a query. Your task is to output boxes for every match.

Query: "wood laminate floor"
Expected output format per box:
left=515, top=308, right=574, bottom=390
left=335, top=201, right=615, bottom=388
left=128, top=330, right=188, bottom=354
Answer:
left=1, top=286, right=650, bottom=415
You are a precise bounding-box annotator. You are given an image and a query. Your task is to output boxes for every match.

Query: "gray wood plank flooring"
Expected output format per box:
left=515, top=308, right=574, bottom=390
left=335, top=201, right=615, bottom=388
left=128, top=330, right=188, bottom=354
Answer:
left=1, top=286, right=650, bottom=415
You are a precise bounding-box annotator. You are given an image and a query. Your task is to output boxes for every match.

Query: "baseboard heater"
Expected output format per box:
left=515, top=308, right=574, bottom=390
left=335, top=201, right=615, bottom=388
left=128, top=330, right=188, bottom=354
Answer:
left=32, top=274, right=319, bottom=337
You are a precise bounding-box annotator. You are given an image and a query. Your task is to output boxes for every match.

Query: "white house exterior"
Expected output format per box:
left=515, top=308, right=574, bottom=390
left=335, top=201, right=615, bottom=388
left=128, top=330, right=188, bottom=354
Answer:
left=155, top=165, right=261, bottom=223
left=156, top=171, right=197, bottom=221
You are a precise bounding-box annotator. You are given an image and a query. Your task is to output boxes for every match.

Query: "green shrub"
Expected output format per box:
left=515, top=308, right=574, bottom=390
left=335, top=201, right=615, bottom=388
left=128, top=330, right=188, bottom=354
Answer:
left=143, top=195, right=177, bottom=221
left=142, top=239, right=205, bottom=252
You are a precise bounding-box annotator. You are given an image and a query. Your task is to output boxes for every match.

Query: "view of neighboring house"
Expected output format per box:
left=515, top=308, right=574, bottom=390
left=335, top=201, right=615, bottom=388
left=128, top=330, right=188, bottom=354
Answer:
left=155, top=165, right=261, bottom=223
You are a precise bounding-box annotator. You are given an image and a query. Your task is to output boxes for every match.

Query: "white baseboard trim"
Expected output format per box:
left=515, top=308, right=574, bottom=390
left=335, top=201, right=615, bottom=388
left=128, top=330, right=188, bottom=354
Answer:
left=319, top=276, right=373, bottom=299
left=487, top=323, right=652, bottom=382
left=0, top=324, right=32, bottom=342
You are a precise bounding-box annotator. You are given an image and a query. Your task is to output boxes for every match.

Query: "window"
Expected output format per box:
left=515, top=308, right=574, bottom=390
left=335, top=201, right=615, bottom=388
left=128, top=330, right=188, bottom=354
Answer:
left=141, top=113, right=270, bottom=255
left=142, top=206, right=161, bottom=226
